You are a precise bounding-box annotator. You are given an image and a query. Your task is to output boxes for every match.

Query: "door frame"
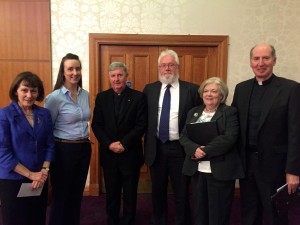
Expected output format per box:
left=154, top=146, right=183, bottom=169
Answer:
left=88, top=33, right=228, bottom=196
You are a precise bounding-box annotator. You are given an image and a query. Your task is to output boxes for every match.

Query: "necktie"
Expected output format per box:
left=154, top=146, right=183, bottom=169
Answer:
left=159, top=84, right=171, bottom=143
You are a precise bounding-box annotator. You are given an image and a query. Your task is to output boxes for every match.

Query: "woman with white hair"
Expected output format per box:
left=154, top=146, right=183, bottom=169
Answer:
left=180, top=77, right=244, bottom=225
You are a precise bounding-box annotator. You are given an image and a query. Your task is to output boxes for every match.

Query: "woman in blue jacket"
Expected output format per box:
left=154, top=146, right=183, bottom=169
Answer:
left=0, top=71, right=55, bottom=225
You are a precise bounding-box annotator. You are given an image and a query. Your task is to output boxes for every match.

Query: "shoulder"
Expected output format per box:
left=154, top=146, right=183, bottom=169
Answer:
left=0, top=102, right=18, bottom=115
left=223, top=105, right=237, bottom=112
left=189, top=105, right=202, bottom=113
left=95, top=89, right=113, bottom=101
left=273, top=75, right=298, bottom=87
left=79, top=88, right=90, bottom=96
left=127, top=87, right=143, bottom=95
left=0, top=104, right=12, bottom=118
left=45, top=89, right=62, bottom=103
left=97, top=88, right=112, bottom=96
left=179, top=80, right=199, bottom=89
left=144, top=81, right=161, bottom=90
left=235, top=78, right=254, bottom=88
left=220, top=104, right=238, bottom=116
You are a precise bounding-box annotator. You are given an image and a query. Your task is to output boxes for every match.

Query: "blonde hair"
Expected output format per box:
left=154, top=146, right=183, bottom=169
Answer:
left=199, top=77, right=228, bottom=103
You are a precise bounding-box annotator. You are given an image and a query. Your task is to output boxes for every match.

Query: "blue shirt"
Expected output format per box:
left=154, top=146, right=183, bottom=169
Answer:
left=45, top=86, right=91, bottom=140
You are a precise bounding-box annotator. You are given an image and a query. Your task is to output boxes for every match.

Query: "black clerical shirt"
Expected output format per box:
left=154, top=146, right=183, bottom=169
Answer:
left=247, top=75, right=273, bottom=152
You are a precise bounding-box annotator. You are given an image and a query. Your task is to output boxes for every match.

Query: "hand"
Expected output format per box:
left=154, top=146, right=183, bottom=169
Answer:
left=286, top=173, right=299, bottom=194
left=28, top=170, right=48, bottom=183
left=31, top=180, right=44, bottom=189
left=193, top=146, right=206, bottom=159
left=109, top=141, right=125, bottom=153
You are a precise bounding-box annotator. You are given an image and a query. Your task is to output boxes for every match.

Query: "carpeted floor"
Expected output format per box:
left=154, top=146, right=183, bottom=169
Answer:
left=79, top=194, right=241, bottom=225
left=1, top=194, right=300, bottom=225
left=0, top=194, right=240, bottom=225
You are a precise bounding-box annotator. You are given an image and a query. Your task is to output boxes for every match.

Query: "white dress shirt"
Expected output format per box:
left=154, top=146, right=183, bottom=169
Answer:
left=157, top=81, right=180, bottom=141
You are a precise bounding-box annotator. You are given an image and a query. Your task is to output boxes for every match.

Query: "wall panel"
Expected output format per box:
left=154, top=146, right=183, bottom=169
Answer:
left=0, top=0, right=51, bottom=108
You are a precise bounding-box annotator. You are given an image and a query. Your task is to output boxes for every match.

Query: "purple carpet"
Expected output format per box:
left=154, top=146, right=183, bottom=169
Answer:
left=79, top=194, right=241, bottom=225
left=1, top=194, right=300, bottom=225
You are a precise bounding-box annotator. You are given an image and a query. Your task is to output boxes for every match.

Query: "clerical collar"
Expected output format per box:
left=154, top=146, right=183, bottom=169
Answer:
left=255, top=74, right=274, bottom=86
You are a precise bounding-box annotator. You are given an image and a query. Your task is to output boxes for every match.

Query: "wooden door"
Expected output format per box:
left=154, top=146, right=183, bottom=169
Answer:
left=89, top=33, right=228, bottom=195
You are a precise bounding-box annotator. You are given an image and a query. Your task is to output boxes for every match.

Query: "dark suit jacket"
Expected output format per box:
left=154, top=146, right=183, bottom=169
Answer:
left=232, top=74, right=300, bottom=182
left=180, top=104, right=244, bottom=180
left=91, top=87, right=147, bottom=170
left=143, top=80, right=201, bottom=167
left=0, top=102, right=55, bottom=179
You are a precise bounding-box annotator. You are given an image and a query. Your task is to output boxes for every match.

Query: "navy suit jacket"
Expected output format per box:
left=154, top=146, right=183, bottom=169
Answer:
left=91, top=87, right=147, bottom=170
left=0, top=102, right=55, bottom=179
left=143, top=80, right=202, bottom=167
left=232, top=75, right=300, bottom=182
left=180, top=104, right=244, bottom=180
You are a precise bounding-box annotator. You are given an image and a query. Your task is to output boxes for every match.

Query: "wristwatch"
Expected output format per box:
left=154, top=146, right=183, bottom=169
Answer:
left=42, top=167, right=50, bottom=171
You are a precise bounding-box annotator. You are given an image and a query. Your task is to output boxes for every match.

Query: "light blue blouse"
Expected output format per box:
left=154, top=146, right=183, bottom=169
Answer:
left=45, top=86, right=91, bottom=140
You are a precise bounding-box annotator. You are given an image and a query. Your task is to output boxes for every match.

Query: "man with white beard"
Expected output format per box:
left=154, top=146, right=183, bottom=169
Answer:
left=143, top=49, right=202, bottom=225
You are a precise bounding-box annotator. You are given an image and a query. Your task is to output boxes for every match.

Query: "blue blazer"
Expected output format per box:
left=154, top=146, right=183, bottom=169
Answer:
left=0, top=102, right=55, bottom=179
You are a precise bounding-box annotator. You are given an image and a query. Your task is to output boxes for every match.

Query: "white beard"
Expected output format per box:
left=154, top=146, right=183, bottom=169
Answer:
left=159, top=73, right=179, bottom=84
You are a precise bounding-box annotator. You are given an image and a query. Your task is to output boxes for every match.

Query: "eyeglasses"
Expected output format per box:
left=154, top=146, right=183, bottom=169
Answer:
left=159, top=63, right=177, bottom=69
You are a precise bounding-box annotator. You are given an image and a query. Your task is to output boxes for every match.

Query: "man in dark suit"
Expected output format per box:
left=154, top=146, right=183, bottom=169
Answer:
left=92, top=62, right=147, bottom=225
left=143, top=49, right=202, bottom=225
left=232, top=43, right=300, bottom=225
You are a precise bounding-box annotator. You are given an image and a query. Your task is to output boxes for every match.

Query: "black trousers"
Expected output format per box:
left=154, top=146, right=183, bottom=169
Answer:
left=0, top=179, right=48, bottom=225
left=240, top=153, right=288, bottom=225
left=48, top=141, right=91, bottom=225
left=150, top=140, right=191, bottom=225
left=103, top=165, right=140, bottom=225
left=192, top=172, right=235, bottom=225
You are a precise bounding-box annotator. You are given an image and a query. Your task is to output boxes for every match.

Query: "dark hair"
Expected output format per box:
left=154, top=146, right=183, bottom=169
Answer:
left=9, top=71, right=45, bottom=102
left=53, top=53, right=82, bottom=90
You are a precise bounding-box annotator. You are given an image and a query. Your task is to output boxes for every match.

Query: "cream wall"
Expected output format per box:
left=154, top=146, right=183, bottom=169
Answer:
left=51, top=0, right=300, bottom=103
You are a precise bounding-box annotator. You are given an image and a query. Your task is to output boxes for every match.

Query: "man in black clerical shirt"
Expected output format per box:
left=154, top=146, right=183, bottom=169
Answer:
left=232, top=43, right=300, bottom=225
left=92, top=62, right=147, bottom=225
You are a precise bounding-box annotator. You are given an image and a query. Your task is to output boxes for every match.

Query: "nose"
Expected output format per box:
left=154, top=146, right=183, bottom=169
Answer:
left=26, top=91, right=33, bottom=98
left=258, top=58, right=265, bottom=66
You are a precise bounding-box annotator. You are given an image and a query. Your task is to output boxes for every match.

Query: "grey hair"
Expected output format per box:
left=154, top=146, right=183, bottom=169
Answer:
left=158, top=49, right=179, bottom=65
left=108, top=62, right=128, bottom=74
left=250, top=44, right=276, bottom=59
left=199, top=77, right=228, bottom=103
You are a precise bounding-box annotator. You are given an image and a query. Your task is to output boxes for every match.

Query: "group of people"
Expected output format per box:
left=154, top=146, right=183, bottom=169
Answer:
left=0, top=43, right=299, bottom=225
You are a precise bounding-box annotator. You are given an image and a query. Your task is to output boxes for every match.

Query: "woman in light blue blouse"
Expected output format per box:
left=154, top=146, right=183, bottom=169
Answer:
left=45, top=53, right=91, bottom=225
